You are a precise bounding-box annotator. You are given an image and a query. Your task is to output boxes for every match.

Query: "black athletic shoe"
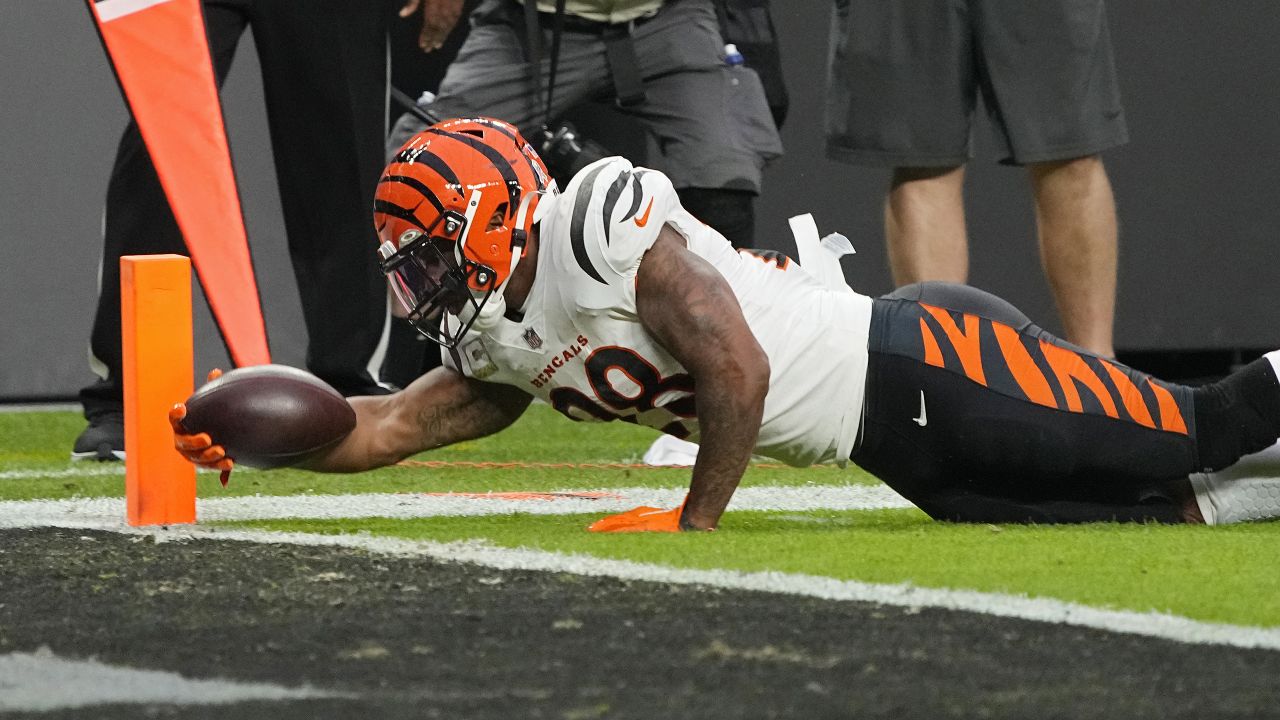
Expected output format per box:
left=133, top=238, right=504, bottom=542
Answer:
left=71, top=412, right=125, bottom=461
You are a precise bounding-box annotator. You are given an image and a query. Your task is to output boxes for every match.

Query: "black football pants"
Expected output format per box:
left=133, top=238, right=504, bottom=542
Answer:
left=851, top=283, right=1280, bottom=524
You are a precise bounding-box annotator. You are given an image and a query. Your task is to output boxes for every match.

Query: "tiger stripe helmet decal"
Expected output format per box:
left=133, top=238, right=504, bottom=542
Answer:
left=374, top=117, right=555, bottom=347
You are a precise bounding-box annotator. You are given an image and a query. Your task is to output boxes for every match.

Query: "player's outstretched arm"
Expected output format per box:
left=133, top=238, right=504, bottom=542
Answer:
left=302, top=367, right=532, bottom=473
left=635, top=225, right=771, bottom=530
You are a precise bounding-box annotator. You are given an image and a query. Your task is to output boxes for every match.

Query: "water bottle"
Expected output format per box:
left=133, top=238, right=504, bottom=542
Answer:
left=724, top=43, right=744, bottom=87
left=723, top=43, right=745, bottom=68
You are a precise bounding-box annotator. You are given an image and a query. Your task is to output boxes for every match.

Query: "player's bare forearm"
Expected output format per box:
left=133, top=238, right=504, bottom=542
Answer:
left=680, top=371, right=767, bottom=529
left=637, top=225, right=770, bottom=530
left=301, top=367, right=532, bottom=472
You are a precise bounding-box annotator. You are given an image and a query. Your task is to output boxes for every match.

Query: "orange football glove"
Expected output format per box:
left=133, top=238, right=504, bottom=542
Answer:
left=588, top=505, right=684, bottom=533
left=168, top=368, right=233, bottom=486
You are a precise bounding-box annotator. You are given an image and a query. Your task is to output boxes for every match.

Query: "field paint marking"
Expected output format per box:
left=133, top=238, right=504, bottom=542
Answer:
left=0, top=455, right=793, bottom=480
left=0, top=485, right=910, bottom=527
left=0, top=403, right=79, bottom=413
left=7, top=512, right=1280, bottom=652
left=8, top=488, right=1280, bottom=651
left=99, top=525, right=1280, bottom=651
left=0, top=466, right=127, bottom=480
left=0, top=648, right=344, bottom=712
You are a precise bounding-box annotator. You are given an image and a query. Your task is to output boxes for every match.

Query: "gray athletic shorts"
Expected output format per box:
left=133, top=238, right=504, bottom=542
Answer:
left=391, top=0, right=782, bottom=192
left=825, top=0, right=1128, bottom=167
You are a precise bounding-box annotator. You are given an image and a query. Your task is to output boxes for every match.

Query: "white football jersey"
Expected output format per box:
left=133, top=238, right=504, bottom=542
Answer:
left=443, top=157, right=873, bottom=467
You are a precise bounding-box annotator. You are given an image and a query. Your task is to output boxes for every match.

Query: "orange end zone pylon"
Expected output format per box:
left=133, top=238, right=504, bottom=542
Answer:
left=122, top=255, right=196, bottom=526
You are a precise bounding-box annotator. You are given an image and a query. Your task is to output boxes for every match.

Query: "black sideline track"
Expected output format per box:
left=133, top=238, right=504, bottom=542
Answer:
left=1, top=527, right=1277, bottom=719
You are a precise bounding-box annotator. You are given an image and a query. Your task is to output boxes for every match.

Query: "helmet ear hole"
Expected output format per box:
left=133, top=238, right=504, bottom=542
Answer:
left=486, top=204, right=508, bottom=230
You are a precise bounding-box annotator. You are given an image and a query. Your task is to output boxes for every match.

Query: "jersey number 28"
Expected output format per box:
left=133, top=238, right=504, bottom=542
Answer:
left=549, top=346, right=697, bottom=438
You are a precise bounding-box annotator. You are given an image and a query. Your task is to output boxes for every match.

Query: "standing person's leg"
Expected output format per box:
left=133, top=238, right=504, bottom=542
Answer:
left=1029, top=155, right=1118, bottom=357
left=885, top=165, right=969, bottom=286
left=853, top=283, right=1280, bottom=524
left=251, top=0, right=394, bottom=396
left=824, top=0, right=977, bottom=277
left=75, top=0, right=252, bottom=460
left=975, top=0, right=1128, bottom=356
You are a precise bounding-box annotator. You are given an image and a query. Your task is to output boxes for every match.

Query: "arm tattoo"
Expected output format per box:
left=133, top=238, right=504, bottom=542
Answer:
left=414, top=379, right=528, bottom=449
left=637, top=227, right=769, bottom=529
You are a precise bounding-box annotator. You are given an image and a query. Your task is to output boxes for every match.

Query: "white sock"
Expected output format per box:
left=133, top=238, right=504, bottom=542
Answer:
left=1190, top=441, right=1280, bottom=525
left=1189, top=474, right=1219, bottom=525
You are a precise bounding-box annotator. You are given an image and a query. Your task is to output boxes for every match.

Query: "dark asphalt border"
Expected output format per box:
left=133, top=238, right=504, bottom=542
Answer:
left=1, top=527, right=1276, bottom=719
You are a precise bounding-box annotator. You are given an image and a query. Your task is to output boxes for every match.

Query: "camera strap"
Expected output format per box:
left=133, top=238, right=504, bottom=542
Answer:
left=521, top=0, right=646, bottom=121
left=546, top=0, right=566, bottom=121
left=602, top=24, right=646, bottom=108
left=521, top=0, right=566, bottom=129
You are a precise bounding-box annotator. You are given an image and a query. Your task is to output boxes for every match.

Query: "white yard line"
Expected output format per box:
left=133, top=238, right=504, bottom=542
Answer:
left=0, top=403, right=79, bottom=413
left=2, top=490, right=1279, bottom=652
left=0, top=466, right=127, bottom=480
left=5, top=487, right=1279, bottom=652
left=0, top=648, right=344, bottom=712
left=0, top=465, right=262, bottom=480
left=0, top=485, right=910, bottom=527
left=110, top=525, right=1280, bottom=652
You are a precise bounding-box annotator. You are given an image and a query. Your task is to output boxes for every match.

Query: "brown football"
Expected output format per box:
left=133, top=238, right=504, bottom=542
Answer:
left=180, top=364, right=356, bottom=469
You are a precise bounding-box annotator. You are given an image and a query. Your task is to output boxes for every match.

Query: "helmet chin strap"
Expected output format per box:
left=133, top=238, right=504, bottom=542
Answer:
left=464, top=250, right=520, bottom=331
left=532, top=182, right=559, bottom=223
left=457, top=188, right=537, bottom=332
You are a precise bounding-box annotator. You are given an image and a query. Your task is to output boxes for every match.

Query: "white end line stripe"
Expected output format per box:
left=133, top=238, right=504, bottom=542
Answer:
left=11, top=516, right=1280, bottom=652
left=0, top=486, right=911, bottom=526
left=158, top=526, right=1280, bottom=652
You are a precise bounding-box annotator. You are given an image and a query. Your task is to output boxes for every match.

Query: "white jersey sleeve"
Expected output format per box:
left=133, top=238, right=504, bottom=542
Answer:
left=543, top=156, right=680, bottom=314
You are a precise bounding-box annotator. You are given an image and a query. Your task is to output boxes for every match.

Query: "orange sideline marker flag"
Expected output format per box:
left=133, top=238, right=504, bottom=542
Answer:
left=122, top=255, right=196, bottom=526
left=87, top=0, right=270, bottom=367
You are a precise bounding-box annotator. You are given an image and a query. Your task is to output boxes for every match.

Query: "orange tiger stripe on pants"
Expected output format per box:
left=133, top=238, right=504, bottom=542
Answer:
left=915, top=302, right=1188, bottom=435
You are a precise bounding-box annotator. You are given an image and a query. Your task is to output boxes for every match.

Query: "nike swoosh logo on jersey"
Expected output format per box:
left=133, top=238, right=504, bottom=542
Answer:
left=913, top=390, right=928, bottom=427
left=633, top=199, right=654, bottom=227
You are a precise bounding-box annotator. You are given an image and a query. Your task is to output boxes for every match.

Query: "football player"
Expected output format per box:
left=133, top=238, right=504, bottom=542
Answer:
left=172, top=118, right=1280, bottom=531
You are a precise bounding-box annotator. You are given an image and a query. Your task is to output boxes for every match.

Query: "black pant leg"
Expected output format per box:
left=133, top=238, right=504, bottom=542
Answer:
left=80, top=1, right=251, bottom=419
left=250, top=0, right=393, bottom=396
left=854, top=351, right=1191, bottom=523
left=676, top=188, right=756, bottom=249
left=853, top=285, right=1202, bottom=523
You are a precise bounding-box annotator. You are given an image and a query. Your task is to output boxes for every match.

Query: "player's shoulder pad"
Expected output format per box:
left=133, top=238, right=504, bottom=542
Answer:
left=550, top=156, right=679, bottom=286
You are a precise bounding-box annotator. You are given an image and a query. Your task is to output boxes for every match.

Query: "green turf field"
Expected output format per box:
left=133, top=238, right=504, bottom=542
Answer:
left=6, top=405, right=1280, bottom=628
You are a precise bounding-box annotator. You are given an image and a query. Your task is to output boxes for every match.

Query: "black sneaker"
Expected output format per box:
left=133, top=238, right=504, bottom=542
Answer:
left=71, top=412, right=125, bottom=461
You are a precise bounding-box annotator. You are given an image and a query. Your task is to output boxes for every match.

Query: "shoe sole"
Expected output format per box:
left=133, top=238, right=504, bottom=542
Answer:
left=70, top=448, right=126, bottom=462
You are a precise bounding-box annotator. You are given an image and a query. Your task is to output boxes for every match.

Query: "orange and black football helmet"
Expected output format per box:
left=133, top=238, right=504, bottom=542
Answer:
left=374, top=117, right=554, bottom=347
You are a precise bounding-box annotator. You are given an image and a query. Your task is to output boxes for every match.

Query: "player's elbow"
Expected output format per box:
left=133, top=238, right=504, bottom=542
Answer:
left=724, top=341, right=770, bottom=412
left=747, top=349, right=771, bottom=409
